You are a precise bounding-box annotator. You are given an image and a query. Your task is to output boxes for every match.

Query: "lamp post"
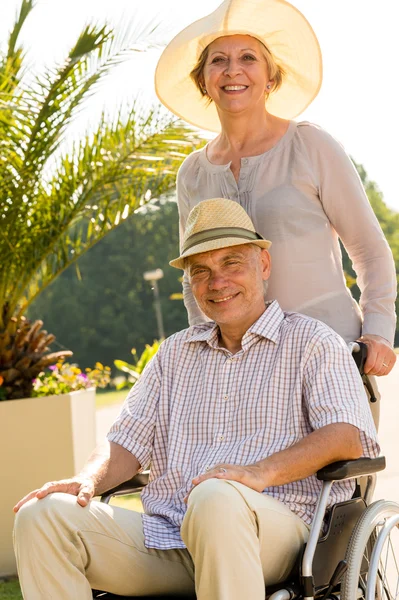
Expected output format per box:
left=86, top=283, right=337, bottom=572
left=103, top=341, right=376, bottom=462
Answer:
left=143, top=268, right=165, bottom=339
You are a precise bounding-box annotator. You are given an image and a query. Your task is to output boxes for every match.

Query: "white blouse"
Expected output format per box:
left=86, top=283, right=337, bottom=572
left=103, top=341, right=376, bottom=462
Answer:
left=177, top=121, right=397, bottom=344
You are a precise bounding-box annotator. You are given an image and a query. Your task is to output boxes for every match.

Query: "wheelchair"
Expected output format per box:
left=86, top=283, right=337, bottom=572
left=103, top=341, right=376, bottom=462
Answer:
left=93, top=343, right=399, bottom=600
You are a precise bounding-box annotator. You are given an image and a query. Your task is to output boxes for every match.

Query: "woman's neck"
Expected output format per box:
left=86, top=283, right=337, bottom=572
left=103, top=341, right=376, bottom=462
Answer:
left=217, top=108, right=269, bottom=148
left=210, top=109, right=289, bottom=160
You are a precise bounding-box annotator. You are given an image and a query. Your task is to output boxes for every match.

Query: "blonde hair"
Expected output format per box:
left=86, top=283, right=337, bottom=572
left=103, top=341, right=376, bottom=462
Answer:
left=190, top=36, right=285, bottom=100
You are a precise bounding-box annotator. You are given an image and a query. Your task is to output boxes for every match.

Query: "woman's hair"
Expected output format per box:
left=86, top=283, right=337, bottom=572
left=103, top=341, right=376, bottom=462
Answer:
left=190, top=37, right=286, bottom=101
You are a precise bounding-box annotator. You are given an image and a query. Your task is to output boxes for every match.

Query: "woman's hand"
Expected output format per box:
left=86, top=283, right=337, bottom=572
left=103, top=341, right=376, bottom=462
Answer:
left=13, top=477, right=95, bottom=513
left=358, top=334, right=397, bottom=376
left=184, top=463, right=265, bottom=502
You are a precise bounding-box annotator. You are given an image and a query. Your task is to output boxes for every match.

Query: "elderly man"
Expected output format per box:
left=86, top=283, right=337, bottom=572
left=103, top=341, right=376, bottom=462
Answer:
left=14, top=198, right=378, bottom=600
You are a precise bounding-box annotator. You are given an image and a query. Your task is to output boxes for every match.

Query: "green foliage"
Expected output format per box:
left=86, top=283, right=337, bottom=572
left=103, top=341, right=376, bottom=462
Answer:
left=0, top=378, right=6, bottom=400
left=32, top=360, right=111, bottom=397
left=343, top=160, right=399, bottom=344
left=0, top=0, right=202, bottom=321
left=28, top=197, right=189, bottom=370
left=0, top=1, right=203, bottom=398
left=344, top=271, right=357, bottom=290
left=114, top=340, right=161, bottom=389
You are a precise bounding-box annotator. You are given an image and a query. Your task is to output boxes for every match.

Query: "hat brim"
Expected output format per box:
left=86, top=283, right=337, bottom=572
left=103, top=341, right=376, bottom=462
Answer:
left=170, top=237, right=271, bottom=270
left=155, top=0, right=322, bottom=132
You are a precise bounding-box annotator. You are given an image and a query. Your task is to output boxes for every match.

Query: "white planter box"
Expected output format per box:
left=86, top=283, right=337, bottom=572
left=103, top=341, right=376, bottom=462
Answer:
left=0, top=388, right=96, bottom=576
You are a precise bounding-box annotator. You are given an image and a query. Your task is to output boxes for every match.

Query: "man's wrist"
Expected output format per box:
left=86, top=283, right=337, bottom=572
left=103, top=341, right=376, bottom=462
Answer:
left=76, top=472, right=97, bottom=490
left=251, top=459, right=274, bottom=490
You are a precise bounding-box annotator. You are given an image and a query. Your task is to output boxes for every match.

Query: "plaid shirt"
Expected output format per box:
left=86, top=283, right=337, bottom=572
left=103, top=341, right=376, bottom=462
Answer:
left=107, top=301, right=378, bottom=550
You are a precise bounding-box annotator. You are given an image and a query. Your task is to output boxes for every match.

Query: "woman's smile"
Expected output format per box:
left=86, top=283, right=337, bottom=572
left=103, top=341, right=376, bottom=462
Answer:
left=222, top=85, right=248, bottom=93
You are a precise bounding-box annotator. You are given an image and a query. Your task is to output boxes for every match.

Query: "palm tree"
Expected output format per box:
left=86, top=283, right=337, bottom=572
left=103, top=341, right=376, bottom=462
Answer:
left=0, top=1, right=203, bottom=400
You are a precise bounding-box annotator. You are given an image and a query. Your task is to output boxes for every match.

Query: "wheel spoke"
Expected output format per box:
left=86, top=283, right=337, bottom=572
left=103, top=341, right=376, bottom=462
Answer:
left=341, top=501, right=399, bottom=600
left=375, top=527, right=399, bottom=599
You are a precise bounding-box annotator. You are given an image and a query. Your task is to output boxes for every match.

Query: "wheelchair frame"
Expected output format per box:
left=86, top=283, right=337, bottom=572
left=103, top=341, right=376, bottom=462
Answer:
left=94, top=455, right=399, bottom=600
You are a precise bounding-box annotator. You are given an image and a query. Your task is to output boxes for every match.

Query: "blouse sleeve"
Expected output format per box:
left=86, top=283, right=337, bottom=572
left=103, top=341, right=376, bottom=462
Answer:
left=176, top=161, right=211, bottom=326
left=308, top=126, right=397, bottom=345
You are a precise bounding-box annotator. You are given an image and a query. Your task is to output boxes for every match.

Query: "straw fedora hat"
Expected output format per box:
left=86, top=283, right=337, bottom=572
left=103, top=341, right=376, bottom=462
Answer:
left=170, top=198, right=271, bottom=269
left=155, top=0, right=322, bottom=132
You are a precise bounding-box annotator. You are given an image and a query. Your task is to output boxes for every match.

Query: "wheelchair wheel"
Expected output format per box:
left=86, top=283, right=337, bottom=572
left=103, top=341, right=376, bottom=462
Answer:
left=341, top=500, right=399, bottom=600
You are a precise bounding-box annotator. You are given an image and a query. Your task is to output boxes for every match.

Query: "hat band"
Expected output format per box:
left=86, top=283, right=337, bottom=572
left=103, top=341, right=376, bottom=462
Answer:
left=183, top=227, right=264, bottom=253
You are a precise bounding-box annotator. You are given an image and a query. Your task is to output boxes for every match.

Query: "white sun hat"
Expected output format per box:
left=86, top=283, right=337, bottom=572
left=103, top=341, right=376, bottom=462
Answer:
left=155, top=0, right=322, bottom=132
left=170, top=198, right=271, bottom=270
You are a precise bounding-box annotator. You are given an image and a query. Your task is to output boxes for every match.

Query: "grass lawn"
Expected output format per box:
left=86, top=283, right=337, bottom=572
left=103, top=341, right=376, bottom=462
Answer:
left=0, top=494, right=142, bottom=599
left=109, top=492, right=143, bottom=512
left=0, top=578, right=22, bottom=599
left=95, top=389, right=128, bottom=409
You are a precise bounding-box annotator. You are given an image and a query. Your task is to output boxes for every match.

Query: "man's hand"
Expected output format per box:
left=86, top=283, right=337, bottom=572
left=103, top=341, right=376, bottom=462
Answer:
left=13, top=477, right=95, bottom=513
left=358, top=334, right=396, bottom=376
left=13, top=442, right=141, bottom=514
left=185, top=463, right=265, bottom=502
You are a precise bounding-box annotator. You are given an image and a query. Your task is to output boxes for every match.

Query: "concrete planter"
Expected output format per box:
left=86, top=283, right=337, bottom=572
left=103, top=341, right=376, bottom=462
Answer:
left=0, top=388, right=96, bottom=576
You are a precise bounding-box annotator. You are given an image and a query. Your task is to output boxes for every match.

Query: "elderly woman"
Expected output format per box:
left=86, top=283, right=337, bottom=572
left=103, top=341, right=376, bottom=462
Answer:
left=155, top=0, right=397, bottom=379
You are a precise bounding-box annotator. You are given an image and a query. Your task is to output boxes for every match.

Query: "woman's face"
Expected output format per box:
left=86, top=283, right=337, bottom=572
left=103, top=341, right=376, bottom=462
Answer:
left=202, top=35, right=270, bottom=117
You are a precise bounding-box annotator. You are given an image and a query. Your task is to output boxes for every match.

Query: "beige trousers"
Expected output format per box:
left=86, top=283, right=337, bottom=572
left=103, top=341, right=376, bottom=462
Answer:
left=14, top=479, right=309, bottom=600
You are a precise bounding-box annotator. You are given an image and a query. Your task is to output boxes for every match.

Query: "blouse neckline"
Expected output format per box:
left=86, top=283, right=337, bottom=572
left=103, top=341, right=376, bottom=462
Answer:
left=199, top=120, right=298, bottom=172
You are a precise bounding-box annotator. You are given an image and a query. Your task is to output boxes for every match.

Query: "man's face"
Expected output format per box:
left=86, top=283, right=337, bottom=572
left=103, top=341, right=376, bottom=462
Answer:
left=187, top=244, right=271, bottom=327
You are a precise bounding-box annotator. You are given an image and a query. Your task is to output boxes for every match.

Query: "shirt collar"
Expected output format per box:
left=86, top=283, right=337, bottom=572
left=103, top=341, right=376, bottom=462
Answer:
left=185, top=300, right=284, bottom=350
left=245, top=300, right=284, bottom=344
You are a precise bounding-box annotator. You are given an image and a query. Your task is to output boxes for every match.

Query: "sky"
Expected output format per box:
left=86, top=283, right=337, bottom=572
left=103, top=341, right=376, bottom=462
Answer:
left=1, top=0, right=398, bottom=211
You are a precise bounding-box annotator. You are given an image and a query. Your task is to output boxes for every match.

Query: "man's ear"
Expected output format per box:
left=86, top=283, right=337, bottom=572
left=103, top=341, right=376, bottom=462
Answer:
left=260, top=249, right=272, bottom=281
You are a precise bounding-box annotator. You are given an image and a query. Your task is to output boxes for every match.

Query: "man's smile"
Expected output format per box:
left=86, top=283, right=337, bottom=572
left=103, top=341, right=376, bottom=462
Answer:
left=208, top=293, right=239, bottom=304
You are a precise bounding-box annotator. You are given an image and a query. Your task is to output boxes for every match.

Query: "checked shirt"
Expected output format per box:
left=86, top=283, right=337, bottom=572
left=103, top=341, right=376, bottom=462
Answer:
left=107, top=300, right=378, bottom=550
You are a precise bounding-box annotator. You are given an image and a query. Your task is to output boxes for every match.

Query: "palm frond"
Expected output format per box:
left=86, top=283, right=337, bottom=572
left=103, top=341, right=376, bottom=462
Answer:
left=0, top=16, right=161, bottom=214
left=0, top=2, right=206, bottom=331
left=1, top=105, right=205, bottom=319
left=0, top=0, right=34, bottom=93
left=0, top=1, right=205, bottom=397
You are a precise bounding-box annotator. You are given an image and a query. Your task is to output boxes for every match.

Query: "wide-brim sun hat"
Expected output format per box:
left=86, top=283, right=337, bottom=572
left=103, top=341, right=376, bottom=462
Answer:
left=155, top=0, right=322, bottom=132
left=170, top=198, right=271, bottom=270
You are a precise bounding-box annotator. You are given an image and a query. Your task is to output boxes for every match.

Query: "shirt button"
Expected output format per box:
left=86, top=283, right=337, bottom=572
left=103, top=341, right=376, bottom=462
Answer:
left=205, top=465, right=211, bottom=471
left=223, top=395, right=228, bottom=401
left=218, top=435, right=225, bottom=441
left=242, top=158, right=248, bottom=165
left=240, top=173, right=246, bottom=179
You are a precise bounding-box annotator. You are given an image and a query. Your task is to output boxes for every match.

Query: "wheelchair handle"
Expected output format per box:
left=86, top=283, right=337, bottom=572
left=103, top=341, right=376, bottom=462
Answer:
left=348, top=342, right=361, bottom=354
left=349, top=341, right=377, bottom=403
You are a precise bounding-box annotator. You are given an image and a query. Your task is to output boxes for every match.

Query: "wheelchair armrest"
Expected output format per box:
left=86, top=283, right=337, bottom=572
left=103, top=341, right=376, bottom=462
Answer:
left=316, top=456, right=385, bottom=481
left=100, top=471, right=150, bottom=502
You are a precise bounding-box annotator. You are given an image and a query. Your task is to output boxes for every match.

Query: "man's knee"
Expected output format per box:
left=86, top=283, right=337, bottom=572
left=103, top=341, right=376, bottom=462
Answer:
left=182, top=479, right=249, bottom=534
left=14, top=493, right=82, bottom=538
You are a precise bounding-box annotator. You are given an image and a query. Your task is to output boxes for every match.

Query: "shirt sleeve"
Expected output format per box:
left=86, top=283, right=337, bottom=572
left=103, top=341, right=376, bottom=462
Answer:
left=302, top=331, right=379, bottom=459
left=176, top=162, right=211, bottom=326
left=308, top=126, right=397, bottom=345
left=106, top=350, right=163, bottom=470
